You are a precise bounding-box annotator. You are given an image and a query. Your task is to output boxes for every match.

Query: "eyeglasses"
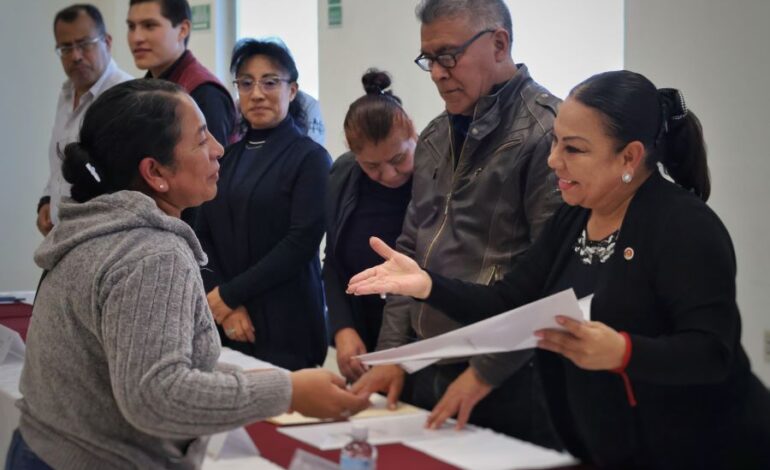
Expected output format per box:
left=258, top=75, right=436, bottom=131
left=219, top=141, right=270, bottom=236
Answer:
left=55, top=36, right=103, bottom=57
left=414, top=29, right=495, bottom=72
left=233, top=76, right=292, bottom=94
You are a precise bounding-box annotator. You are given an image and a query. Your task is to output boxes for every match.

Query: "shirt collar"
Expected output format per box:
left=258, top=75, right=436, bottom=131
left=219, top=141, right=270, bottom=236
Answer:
left=61, top=58, right=120, bottom=101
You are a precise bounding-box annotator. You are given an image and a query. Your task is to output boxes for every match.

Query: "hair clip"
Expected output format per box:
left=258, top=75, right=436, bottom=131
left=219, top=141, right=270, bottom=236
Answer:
left=85, top=162, right=101, bottom=183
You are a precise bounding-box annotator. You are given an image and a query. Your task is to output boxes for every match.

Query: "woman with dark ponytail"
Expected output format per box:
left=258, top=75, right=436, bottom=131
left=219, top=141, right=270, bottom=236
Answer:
left=347, top=70, right=770, bottom=468
left=324, top=69, right=417, bottom=382
left=8, top=79, right=367, bottom=470
left=195, top=39, right=331, bottom=371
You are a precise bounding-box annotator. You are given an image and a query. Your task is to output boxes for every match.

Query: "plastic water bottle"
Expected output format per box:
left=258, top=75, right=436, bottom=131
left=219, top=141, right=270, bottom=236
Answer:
left=339, top=425, right=377, bottom=470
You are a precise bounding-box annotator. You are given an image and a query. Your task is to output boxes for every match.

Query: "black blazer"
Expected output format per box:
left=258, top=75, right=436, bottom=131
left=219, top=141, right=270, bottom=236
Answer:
left=427, top=173, right=770, bottom=468
left=196, top=117, right=331, bottom=370
left=323, top=153, right=365, bottom=341
left=322, top=152, right=411, bottom=350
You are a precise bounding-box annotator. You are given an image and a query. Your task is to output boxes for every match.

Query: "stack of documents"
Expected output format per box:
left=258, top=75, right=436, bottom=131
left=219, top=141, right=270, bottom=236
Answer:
left=278, top=413, right=577, bottom=470
left=277, top=412, right=471, bottom=450
left=404, top=429, right=578, bottom=470
left=356, top=289, right=591, bottom=372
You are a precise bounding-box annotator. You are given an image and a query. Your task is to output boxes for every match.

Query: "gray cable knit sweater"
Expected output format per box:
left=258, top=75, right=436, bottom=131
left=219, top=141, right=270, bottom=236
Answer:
left=18, top=191, right=292, bottom=469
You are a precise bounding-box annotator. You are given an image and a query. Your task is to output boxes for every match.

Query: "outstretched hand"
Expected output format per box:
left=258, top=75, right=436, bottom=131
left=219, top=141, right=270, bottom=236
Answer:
left=346, top=237, right=433, bottom=299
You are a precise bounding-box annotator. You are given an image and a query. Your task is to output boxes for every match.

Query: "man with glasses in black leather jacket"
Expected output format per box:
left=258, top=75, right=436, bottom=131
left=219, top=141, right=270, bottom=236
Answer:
left=352, top=0, right=563, bottom=450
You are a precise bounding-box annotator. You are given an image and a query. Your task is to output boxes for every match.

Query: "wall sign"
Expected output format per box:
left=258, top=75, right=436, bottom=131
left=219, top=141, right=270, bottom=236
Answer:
left=328, top=0, right=342, bottom=27
left=192, top=4, right=211, bottom=31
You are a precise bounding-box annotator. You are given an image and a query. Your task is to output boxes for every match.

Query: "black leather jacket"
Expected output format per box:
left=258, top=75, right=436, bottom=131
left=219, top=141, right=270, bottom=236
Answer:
left=377, top=65, right=562, bottom=386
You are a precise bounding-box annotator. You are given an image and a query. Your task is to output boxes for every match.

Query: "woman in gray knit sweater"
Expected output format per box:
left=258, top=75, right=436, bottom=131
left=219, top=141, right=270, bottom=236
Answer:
left=7, top=79, right=369, bottom=470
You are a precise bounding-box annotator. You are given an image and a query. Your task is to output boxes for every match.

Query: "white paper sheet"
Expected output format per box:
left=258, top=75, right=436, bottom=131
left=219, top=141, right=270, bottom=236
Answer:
left=202, top=455, right=283, bottom=470
left=206, top=427, right=260, bottom=460
left=357, top=289, right=588, bottom=369
left=404, top=429, right=578, bottom=470
left=0, top=291, right=36, bottom=305
left=277, top=413, right=477, bottom=450
left=287, top=449, right=339, bottom=470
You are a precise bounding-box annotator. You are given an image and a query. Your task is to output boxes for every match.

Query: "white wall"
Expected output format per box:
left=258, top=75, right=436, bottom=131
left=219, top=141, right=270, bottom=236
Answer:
left=625, top=0, right=770, bottom=384
left=318, top=0, right=441, bottom=158
left=237, top=0, right=320, bottom=98
left=507, top=0, right=623, bottom=100
left=0, top=0, right=73, bottom=291
left=317, top=0, right=623, bottom=159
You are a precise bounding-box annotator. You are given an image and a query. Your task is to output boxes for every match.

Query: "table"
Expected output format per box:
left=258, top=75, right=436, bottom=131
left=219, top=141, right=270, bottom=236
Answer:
left=246, top=421, right=459, bottom=469
left=0, top=301, right=31, bottom=341
left=0, top=303, right=587, bottom=470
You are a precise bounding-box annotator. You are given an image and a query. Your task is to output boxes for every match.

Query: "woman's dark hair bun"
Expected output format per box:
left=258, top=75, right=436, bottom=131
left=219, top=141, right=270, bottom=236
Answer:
left=61, top=142, right=105, bottom=203
left=362, top=68, right=392, bottom=96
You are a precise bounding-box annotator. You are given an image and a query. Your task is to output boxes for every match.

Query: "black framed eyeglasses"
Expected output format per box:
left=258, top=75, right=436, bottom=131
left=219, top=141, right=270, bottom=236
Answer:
left=233, top=76, right=292, bottom=94
left=55, top=36, right=103, bottom=57
left=414, top=29, right=495, bottom=72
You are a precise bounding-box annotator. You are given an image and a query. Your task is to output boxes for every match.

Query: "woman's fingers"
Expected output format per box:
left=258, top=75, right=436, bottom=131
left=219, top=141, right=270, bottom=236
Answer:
left=348, top=266, right=378, bottom=288
left=369, top=236, right=396, bottom=260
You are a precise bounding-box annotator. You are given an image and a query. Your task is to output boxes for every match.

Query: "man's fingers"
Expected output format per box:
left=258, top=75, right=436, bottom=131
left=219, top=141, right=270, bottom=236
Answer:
left=386, top=381, right=401, bottom=410
left=427, top=401, right=455, bottom=430
left=350, top=378, right=369, bottom=395
left=349, top=359, right=368, bottom=379
left=455, top=400, right=473, bottom=430
left=338, top=388, right=371, bottom=414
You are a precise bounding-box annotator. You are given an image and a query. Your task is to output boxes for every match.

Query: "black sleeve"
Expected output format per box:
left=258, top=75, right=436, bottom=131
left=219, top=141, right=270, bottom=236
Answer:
left=323, top=157, right=358, bottom=339
left=323, top=254, right=356, bottom=338
left=425, top=208, right=563, bottom=324
left=190, top=84, right=234, bottom=147
left=218, top=148, right=332, bottom=307
left=626, top=202, right=742, bottom=385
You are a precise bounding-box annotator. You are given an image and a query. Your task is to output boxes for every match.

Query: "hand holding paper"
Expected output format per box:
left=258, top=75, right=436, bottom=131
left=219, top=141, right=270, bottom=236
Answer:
left=355, top=290, right=591, bottom=372
left=536, top=315, right=626, bottom=370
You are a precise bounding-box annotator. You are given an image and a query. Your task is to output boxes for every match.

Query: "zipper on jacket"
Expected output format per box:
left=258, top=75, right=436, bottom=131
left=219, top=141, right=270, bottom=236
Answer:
left=415, top=122, right=468, bottom=337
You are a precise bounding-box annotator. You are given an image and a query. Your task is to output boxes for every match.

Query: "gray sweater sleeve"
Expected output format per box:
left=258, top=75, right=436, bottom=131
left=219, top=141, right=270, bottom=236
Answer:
left=100, top=251, right=292, bottom=439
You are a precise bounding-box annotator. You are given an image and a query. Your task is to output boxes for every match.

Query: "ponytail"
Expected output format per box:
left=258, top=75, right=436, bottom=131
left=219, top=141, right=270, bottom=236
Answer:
left=570, top=71, right=711, bottom=201
left=657, top=89, right=710, bottom=201
left=344, top=68, right=414, bottom=153
left=61, top=142, right=108, bottom=203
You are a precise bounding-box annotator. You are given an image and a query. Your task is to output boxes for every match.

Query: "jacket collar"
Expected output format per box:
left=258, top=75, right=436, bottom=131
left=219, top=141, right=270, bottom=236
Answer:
left=145, top=49, right=190, bottom=80
left=464, top=64, right=533, bottom=142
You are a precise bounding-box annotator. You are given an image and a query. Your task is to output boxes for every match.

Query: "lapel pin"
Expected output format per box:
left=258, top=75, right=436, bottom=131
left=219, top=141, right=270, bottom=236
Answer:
left=623, top=247, right=635, bottom=261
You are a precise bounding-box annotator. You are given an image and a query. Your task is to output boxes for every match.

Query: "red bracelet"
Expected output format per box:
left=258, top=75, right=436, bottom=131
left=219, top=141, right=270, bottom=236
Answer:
left=611, top=331, right=637, bottom=407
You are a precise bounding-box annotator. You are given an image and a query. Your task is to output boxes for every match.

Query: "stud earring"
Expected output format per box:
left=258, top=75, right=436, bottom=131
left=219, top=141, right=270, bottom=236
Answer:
left=159, top=184, right=165, bottom=190
left=621, top=172, right=633, bottom=184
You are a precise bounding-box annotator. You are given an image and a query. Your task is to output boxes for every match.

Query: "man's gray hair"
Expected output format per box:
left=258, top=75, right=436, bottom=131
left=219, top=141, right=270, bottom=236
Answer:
left=415, top=0, right=513, bottom=46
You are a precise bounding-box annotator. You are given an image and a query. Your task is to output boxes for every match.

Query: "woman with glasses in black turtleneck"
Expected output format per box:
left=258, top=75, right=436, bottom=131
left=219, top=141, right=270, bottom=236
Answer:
left=196, top=39, right=330, bottom=371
